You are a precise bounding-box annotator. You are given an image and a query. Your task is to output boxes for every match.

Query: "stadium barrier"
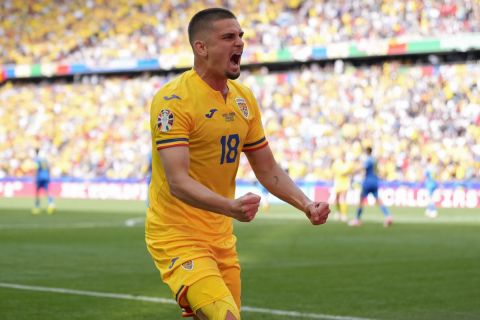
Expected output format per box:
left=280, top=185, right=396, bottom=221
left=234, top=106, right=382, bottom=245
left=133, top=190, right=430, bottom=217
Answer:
left=2, top=33, right=480, bottom=81
left=1, top=179, right=479, bottom=209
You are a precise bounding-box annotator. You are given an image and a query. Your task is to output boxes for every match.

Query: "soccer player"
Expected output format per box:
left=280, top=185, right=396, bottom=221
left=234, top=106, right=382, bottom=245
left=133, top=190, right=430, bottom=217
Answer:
left=32, top=148, right=55, bottom=215
left=145, top=8, right=330, bottom=320
left=349, top=146, right=392, bottom=227
left=423, top=157, right=439, bottom=218
left=331, top=151, right=354, bottom=222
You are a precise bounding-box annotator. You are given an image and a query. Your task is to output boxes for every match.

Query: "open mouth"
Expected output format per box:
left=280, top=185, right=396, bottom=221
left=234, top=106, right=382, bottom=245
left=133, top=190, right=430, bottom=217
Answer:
left=230, top=53, right=242, bottom=66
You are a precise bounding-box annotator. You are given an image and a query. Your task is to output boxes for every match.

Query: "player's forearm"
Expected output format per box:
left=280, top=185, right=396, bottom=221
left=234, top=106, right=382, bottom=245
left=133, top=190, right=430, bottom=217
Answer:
left=168, top=175, right=231, bottom=216
left=257, top=165, right=311, bottom=214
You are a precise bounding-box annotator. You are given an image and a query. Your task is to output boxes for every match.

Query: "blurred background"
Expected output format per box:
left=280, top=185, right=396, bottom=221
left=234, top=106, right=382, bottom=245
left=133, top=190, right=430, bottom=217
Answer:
left=0, top=0, right=479, bottom=207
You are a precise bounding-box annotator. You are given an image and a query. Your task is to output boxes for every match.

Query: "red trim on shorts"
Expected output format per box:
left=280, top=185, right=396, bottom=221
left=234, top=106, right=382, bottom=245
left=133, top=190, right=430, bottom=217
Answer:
left=176, top=285, right=194, bottom=317
left=181, top=308, right=194, bottom=318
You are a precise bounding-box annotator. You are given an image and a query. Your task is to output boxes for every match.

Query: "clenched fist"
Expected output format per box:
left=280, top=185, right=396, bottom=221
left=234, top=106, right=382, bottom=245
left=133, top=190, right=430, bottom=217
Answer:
left=305, top=202, right=330, bottom=225
left=229, top=192, right=261, bottom=222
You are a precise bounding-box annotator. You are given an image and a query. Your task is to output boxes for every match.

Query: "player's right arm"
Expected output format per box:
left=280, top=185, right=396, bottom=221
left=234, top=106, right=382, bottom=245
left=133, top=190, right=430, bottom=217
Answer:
left=159, top=146, right=260, bottom=222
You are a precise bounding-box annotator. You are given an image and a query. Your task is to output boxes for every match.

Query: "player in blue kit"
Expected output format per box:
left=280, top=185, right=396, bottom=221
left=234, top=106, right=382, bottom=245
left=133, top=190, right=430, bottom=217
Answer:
left=32, top=148, right=55, bottom=215
left=424, top=158, right=439, bottom=218
left=349, top=146, right=392, bottom=227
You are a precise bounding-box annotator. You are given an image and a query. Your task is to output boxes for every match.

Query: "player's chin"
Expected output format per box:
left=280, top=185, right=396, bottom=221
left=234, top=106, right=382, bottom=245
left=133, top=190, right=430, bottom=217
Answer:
left=225, top=63, right=241, bottom=79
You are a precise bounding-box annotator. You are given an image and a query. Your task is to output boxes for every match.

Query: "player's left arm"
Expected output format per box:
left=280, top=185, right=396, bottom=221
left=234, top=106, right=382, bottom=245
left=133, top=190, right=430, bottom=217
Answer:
left=245, top=145, right=330, bottom=225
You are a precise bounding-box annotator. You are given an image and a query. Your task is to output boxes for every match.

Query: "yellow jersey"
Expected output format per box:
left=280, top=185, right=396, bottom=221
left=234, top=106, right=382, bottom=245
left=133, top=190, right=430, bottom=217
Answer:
left=332, top=159, right=353, bottom=192
left=147, top=69, right=268, bottom=242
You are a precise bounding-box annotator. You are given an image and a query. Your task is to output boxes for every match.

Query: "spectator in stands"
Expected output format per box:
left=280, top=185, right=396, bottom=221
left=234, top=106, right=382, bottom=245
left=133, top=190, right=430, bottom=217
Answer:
left=0, top=62, right=478, bottom=185
left=1, top=1, right=478, bottom=65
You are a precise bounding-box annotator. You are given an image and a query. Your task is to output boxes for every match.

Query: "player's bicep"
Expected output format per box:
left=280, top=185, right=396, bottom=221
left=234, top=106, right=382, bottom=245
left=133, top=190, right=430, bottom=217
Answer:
left=158, top=146, right=190, bottom=186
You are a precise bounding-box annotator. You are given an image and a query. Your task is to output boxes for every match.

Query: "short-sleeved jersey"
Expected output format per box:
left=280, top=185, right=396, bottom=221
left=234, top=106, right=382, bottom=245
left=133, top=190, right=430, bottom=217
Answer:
left=363, top=156, right=378, bottom=184
left=147, top=69, right=268, bottom=242
left=332, top=159, right=353, bottom=186
left=424, top=165, right=438, bottom=191
left=35, top=156, right=50, bottom=181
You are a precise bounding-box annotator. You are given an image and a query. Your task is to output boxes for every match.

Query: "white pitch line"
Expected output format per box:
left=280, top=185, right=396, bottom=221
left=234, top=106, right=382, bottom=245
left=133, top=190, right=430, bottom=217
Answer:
left=241, top=305, right=376, bottom=320
left=1, top=214, right=478, bottom=230
left=0, top=217, right=145, bottom=230
left=0, top=282, right=375, bottom=320
left=124, top=217, right=145, bottom=227
left=256, top=214, right=480, bottom=224
left=0, top=282, right=174, bottom=304
left=0, top=222, right=124, bottom=230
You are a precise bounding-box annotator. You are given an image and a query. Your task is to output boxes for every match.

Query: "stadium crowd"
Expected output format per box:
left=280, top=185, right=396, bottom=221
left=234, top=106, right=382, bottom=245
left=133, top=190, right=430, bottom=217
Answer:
left=1, top=0, right=479, bottom=65
left=1, top=61, right=478, bottom=183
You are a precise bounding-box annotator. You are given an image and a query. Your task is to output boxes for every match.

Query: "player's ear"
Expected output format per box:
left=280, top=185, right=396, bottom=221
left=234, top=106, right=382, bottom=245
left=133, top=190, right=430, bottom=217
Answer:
left=193, top=40, right=208, bottom=57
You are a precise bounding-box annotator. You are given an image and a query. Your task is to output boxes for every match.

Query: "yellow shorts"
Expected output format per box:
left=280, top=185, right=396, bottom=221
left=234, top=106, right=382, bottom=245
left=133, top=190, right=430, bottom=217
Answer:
left=146, top=235, right=241, bottom=316
left=334, top=181, right=349, bottom=193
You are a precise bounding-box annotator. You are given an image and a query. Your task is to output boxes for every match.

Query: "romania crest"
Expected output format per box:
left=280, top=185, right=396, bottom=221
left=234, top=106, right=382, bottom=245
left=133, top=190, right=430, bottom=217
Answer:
left=181, top=260, right=194, bottom=271
left=235, top=97, right=249, bottom=118
left=157, top=109, right=174, bottom=132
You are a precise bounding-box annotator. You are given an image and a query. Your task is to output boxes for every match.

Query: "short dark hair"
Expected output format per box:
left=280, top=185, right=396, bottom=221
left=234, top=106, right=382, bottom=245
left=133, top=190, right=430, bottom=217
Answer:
left=187, top=8, right=236, bottom=46
left=366, top=146, right=373, bottom=155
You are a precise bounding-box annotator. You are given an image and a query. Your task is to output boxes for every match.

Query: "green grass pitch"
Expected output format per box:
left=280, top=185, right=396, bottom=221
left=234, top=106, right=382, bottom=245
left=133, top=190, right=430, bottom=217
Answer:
left=0, top=197, right=479, bottom=320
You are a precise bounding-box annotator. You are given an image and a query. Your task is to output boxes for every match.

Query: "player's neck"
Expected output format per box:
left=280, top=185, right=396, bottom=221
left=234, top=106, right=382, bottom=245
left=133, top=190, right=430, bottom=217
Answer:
left=193, top=66, right=228, bottom=97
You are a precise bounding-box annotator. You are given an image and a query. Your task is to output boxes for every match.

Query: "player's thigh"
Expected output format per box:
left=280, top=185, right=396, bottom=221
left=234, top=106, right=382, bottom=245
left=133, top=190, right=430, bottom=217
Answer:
left=188, top=276, right=240, bottom=320
left=214, top=237, right=241, bottom=309
left=37, top=180, right=49, bottom=191
left=360, top=187, right=369, bottom=200
left=361, top=182, right=377, bottom=199
left=370, top=186, right=379, bottom=199
left=337, top=190, right=347, bottom=202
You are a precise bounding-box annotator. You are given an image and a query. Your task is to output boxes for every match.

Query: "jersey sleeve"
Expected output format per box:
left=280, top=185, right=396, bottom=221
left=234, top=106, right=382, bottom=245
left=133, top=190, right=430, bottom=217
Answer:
left=150, top=91, right=193, bottom=150
left=242, top=89, right=268, bottom=152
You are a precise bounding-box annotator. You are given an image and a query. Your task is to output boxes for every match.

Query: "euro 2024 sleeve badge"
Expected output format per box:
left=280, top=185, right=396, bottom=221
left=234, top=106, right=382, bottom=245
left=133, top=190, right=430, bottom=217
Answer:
left=157, top=109, right=174, bottom=132
left=235, top=97, right=249, bottom=119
